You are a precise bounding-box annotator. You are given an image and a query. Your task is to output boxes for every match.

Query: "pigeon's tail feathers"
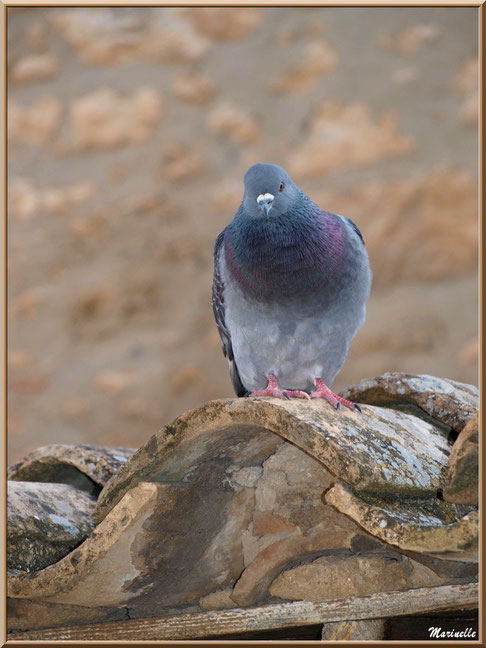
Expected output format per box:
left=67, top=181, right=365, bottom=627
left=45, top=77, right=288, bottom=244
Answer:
left=212, top=230, right=247, bottom=397
left=228, top=359, right=248, bottom=397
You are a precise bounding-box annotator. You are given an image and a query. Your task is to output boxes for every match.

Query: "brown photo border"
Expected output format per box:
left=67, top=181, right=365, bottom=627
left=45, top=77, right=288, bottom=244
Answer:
left=1, top=2, right=483, bottom=646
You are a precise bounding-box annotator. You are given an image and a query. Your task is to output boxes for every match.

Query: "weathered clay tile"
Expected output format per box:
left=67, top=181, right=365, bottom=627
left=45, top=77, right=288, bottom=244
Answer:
left=8, top=428, right=282, bottom=608
left=198, top=588, right=237, bottom=611
left=8, top=481, right=96, bottom=572
left=231, top=524, right=355, bottom=607
left=8, top=443, right=135, bottom=494
left=8, top=482, right=166, bottom=603
left=340, top=372, right=478, bottom=432
left=269, top=553, right=446, bottom=601
left=325, top=482, right=478, bottom=555
left=95, top=396, right=453, bottom=524
left=442, top=413, right=478, bottom=505
left=7, top=383, right=478, bottom=614
left=7, top=598, right=126, bottom=633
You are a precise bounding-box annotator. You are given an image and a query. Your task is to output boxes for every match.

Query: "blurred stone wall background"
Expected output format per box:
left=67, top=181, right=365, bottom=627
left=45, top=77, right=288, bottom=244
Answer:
left=8, top=7, right=478, bottom=463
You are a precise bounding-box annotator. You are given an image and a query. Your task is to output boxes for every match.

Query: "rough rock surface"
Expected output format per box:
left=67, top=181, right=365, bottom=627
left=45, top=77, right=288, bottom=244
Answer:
left=269, top=40, right=338, bottom=94
left=11, top=53, right=60, bottom=82
left=269, top=553, right=446, bottom=601
left=442, top=413, right=478, bottom=505
left=7, top=481, right=96, bottom=572
left=69, top=87, right=162, bottom=150
left=177, top=7, right=262, bottom=40
left=288, top=99, right=415, bottom=177
left=8, top=97, right=62, bottom=145
left=172, top=72, right=216, bottom=105
left=340, top=372, right=478, bottom=432
left=207, top=102, right=260, bottom=145
left=9, top=177, right=97, bottom=220
left=379, top=23, right=440, bottom=56
left=326, top=482, right=478, bottom=555
left=8, top=444, right=135, bottom=495
left=48, top=8, right=210, bottom=65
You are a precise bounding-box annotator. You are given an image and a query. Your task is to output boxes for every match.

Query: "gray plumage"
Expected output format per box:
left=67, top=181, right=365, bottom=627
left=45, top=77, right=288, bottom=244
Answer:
left=212, top=163, right=372, bottom=396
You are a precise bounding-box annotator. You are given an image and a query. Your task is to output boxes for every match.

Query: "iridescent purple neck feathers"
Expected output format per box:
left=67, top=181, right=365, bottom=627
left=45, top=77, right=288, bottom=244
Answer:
left=224, top=195, right=345, bottom=303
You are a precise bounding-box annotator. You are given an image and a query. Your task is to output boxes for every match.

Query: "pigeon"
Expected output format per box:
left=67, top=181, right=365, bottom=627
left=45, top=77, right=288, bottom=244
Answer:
left=212, top=163, right=372, bottom=410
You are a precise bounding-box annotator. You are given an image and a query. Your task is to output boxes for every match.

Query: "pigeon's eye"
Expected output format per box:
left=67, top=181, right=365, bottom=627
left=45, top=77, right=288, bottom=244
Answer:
left=279, top=182, right=285, bottom=192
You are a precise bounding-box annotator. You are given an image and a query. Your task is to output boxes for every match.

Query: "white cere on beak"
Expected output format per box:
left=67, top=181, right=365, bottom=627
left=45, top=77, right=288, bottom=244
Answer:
left=256, top=193, right=274, bottom=204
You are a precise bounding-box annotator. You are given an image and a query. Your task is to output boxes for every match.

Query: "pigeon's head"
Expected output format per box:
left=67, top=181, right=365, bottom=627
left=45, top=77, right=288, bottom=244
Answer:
left=242, top=163, right=300, bottom=218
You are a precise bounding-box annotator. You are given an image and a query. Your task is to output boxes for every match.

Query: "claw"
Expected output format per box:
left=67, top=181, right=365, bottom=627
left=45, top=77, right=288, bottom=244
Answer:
left=285, top=389, right=311, bottom=400
left=250, top=375, right=312, bottom=401
left=310, top=378, right=360, bottom=412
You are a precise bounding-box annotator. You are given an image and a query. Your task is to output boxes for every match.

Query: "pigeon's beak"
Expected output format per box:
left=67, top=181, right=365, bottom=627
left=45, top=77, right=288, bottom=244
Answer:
left=256, top=193, right=274, bottom=216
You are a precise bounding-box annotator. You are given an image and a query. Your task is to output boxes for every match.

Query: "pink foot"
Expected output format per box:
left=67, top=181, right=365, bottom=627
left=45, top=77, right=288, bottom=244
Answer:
left=250, top=374, right=310, bottom=400
left=310, top=378, right=361, bottom=412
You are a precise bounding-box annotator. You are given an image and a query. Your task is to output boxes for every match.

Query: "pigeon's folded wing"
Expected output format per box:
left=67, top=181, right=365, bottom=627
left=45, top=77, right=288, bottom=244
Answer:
left=343, top=216, right=365, bottom=245
left=212, top=231, right=248, bottom=397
